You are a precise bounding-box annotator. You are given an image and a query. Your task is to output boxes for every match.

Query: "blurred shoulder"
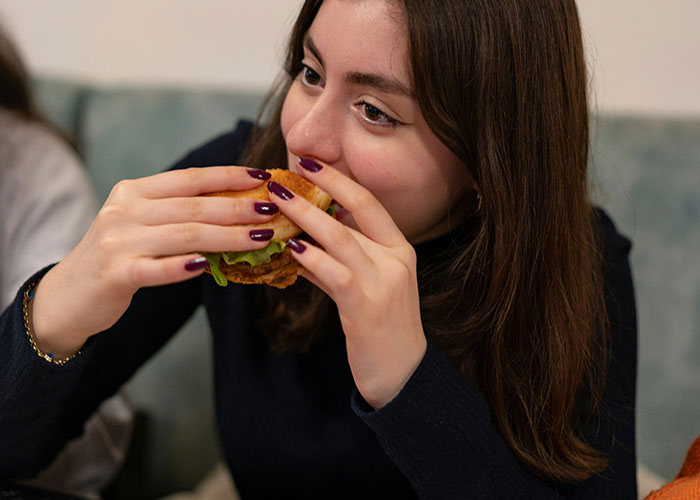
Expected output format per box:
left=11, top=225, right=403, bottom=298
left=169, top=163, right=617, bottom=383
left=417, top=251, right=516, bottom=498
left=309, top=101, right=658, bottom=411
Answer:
left=0, top=109, right=82, bottom=175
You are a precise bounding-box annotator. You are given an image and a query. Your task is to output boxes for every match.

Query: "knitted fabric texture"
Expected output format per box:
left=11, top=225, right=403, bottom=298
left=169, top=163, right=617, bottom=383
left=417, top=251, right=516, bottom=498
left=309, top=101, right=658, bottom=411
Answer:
left=647, top=436, right=700, bottom=499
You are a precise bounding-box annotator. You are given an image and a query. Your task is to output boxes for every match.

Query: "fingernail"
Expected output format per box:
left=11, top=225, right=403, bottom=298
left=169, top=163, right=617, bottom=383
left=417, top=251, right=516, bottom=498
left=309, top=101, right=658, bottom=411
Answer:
left=247, top=169, right=272, bottom=180
left=185, top=257, right=208, bottom=272
left=287, top=238, right=306, bottom=253
left=254, top=202, right=279, bottom=215
left=249, top=229, right=274, bottom=241
left=267, top=181, right=294, bottom=200
left=298, top=157, right=323, bottom=173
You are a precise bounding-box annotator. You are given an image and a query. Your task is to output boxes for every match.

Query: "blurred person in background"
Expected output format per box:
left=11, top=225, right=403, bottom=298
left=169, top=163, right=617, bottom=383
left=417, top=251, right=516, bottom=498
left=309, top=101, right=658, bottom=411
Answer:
left=645, top=437, right=700, bottom=499
left=0, top=21, right=132, bottom=499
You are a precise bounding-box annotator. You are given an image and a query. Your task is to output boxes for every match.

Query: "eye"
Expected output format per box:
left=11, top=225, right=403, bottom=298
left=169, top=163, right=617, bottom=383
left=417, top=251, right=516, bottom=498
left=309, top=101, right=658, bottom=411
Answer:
left=300, top=64, right=323, bottom=87
left=356, top=101, right=398, bottom=127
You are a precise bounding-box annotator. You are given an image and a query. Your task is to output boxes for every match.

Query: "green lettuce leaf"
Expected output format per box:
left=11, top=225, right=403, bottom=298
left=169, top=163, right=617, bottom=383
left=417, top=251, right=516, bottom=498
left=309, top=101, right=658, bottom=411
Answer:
left=202, top=240, right=287, bottom=287
left=222, top=240, right=286, bottom=266
left=203, top=253, right=228, bottom=287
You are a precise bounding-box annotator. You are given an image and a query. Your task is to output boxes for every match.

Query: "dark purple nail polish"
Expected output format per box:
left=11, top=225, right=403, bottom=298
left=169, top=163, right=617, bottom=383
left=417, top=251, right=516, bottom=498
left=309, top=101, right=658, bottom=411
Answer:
left=254, top=202, right=279, bottom=215
left=298, top=157, right=323, bottom=173
left=185, top=257, right=208, bottom=272
left=267, top=181, right=294, bottom=200
left=287, top=238, right=306, bottom=253
left=247, top=169, right=272, bottom=180
left=249, top=229, right=274, bottom=241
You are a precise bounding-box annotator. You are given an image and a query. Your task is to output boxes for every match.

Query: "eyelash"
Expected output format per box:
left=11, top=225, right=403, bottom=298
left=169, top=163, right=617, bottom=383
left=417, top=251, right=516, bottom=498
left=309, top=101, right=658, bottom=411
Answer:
left=299, top=64, right=400, bottom=128
left=355, top=101, right=398, bottom=127
left=300, top=64, right=322, bottom=87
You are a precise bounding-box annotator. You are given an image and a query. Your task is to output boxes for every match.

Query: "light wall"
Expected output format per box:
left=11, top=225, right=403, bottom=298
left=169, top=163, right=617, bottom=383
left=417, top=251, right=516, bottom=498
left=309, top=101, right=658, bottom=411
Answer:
left=577, top=0, right=700, bottom=117
left=0, top=1, right=305, bottom=91
left=1, top=0, right=698, bottom=117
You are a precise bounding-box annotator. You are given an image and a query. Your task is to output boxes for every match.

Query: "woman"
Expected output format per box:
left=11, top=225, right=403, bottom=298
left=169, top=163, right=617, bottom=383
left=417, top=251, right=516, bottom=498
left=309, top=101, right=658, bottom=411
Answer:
left=0, top=0, right=637, bottom=498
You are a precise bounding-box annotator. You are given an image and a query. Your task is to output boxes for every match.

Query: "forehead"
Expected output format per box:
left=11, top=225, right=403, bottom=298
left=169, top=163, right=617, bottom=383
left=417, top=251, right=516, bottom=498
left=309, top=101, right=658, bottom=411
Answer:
left=308, top=0, right=410, bottom=82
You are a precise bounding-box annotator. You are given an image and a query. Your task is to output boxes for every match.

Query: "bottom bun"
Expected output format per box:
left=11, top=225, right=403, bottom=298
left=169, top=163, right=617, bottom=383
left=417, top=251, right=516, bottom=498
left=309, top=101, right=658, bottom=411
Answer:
left=205, top=248, right=302, bottom=289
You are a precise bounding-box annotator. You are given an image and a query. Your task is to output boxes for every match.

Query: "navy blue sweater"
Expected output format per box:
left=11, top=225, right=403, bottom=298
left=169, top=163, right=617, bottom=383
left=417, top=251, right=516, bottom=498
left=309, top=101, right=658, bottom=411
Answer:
left=0, top=122, right=637, bottom=499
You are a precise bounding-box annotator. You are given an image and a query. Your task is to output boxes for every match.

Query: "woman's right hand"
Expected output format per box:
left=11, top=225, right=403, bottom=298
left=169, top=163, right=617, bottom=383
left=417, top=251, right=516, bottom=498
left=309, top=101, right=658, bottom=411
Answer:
left=30, top=166, right=276, bottom=358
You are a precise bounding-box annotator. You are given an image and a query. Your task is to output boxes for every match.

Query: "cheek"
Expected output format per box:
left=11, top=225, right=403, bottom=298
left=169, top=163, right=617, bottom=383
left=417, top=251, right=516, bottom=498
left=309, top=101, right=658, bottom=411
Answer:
left=344, top=136, right=451, bottom=203
left=341, top=136, right=402, bottom=190
left=348, top=140, right=466, bottom=239
left=342, top=141, right=432, bottom=220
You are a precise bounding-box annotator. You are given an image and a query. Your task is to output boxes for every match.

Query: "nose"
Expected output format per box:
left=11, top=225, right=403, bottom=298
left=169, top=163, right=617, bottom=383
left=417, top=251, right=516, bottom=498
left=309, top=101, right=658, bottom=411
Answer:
left=284, top=92, right=343, bottom=166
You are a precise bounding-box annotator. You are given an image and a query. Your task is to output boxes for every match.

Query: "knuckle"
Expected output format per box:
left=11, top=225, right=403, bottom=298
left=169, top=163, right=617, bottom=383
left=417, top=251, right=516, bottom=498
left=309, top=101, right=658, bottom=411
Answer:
left=328, top=224, right=353, bottom=247
left=232, top=199, right=249, bottom=219
left=296, top=199, right=313, bottom=217
left=183, top=166, right=204, bottom=183
left=108, top=179, right=134, bottom=201
left=333, top=268, right=354, bottom=292
left=398, top=261, right=413, bottom=280
left=161, top=258, right=183, bottom=281
left=97, top=203, right=128, bottom=226
left=99, top=259, right=133, bottom=291
left=354, top=188, right=376, bottom=209
left=176, top=223, right=200, bottom=244
left=182, top=167, right=211, bottom=191
left=400, top=245, right=417, bottom=268
left=383, top=255, right=413, bottom=284
left=393, top=258, right=413, bottom=278
left=223, top=166, right=241, bottom=183
left=124, top=261, right=144, bottom=289
left=182, top=197, right=204, bottom=219
left=96, top=233, right=124, bottom=257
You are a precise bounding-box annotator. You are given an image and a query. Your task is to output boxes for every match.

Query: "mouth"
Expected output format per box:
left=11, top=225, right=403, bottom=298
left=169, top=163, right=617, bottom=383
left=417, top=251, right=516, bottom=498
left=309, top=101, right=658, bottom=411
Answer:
left=331, top=202, right=350, bottom=220
left=288, top=160, right=301, bottom=176
left=288, top=157, right=352, bottom=223
left=331, top=201, right=354, bottom=226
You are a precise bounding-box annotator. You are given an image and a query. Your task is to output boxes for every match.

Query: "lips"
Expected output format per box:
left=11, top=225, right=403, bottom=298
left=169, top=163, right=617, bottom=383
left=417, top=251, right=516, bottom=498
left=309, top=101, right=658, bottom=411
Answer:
left=332, top=202, right=349, bottom=220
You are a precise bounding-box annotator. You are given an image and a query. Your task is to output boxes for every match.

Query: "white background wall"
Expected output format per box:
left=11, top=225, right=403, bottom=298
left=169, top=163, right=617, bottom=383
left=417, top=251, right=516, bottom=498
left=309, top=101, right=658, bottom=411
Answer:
left=1, top=0, right=698, bottom=117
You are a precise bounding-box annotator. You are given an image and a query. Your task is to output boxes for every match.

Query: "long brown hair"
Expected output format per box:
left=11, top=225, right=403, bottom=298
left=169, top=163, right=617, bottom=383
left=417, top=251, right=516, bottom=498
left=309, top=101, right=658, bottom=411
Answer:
left=0, top=22, right=75, bottom=148
left=245, top=0, right=608, bottom=483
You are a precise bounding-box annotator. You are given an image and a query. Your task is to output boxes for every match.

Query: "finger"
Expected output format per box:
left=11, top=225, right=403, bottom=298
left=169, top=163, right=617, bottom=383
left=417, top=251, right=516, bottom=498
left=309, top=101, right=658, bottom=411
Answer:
left=293, top=159, right=406, bottom=247
left=268, top=182, right=375, bottom=273
left=121, top=166, right=271, bottom=200
left=132, top=223, right=275, bottom=257
left=287, top=238, right=357, bottom=300
left=136, top=196, right=279, bottom=226
left=124, top=254, right=211, bottom=288
left=298, top=268, right=333, bottom=298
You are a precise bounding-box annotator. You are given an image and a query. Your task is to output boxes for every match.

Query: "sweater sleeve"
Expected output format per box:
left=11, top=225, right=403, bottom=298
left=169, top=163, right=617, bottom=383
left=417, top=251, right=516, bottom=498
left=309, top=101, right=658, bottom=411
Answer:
left=0, top=266, right=93, bottom=477
left=0, top=267, right=202, bottom=478
left=0, top=123, right=253, bottom=478
left=352, top=209, right=638, bottom=499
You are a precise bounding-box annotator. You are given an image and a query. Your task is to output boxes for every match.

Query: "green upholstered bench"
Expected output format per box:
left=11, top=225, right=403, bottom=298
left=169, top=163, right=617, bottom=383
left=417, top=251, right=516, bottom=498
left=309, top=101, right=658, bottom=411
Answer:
left=32, top=77, right=700, bottom=497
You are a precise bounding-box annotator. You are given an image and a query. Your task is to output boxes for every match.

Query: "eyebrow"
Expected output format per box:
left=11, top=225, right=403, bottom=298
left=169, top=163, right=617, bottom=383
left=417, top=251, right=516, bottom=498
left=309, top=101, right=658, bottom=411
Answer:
left=304, top=36, right=415, bottom=98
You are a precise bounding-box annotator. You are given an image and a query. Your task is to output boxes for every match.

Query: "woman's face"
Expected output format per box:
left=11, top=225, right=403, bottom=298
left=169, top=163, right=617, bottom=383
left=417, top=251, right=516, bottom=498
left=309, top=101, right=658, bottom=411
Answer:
left=281, top=0, right=474, bottom=244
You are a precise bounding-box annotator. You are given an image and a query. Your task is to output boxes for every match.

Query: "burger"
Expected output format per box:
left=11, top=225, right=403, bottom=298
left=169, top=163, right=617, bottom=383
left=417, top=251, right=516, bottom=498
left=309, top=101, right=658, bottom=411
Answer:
left=201, top=169, right=332, bottom=289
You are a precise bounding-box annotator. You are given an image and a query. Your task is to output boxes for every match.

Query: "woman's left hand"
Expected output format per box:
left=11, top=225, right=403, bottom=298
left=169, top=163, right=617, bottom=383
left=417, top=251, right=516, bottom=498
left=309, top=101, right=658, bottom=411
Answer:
left=268, top=162, right=427, bottom=409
